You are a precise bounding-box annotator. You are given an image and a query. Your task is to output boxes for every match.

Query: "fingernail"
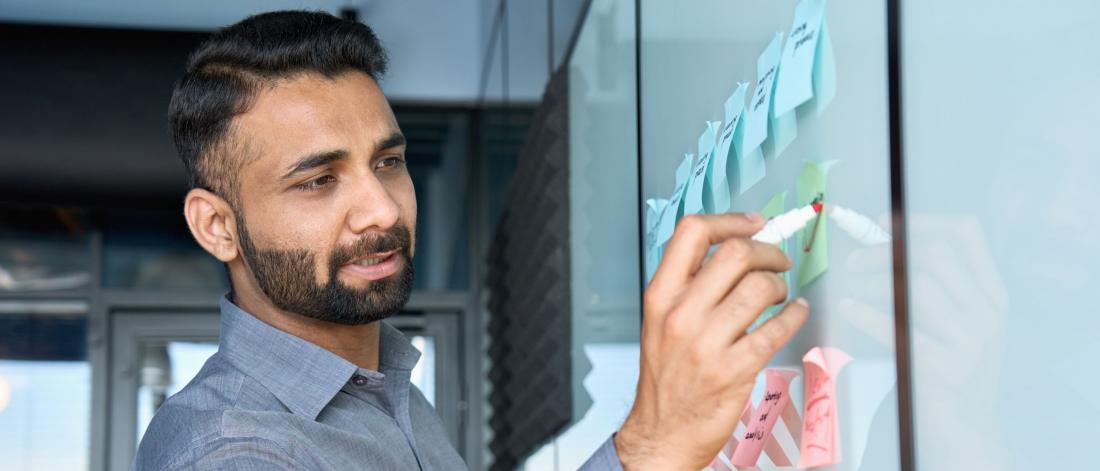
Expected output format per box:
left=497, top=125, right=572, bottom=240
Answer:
left=794, top=297, right=809, bottom=307
left=745, top=212, right=763, bottom=222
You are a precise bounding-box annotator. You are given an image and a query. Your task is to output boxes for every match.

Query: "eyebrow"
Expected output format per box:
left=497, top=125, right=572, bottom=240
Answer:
left=278, top=132, right=406, bottom=181
left=280, top=150, right=348, bottom=181
left=377, top=132, right=406, bottom=151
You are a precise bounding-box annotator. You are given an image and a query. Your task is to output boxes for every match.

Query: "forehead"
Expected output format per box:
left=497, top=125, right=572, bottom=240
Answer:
left=232, top=71, right=399, bottom=176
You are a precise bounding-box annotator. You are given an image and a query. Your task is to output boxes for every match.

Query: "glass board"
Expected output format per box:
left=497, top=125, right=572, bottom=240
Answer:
left=639, top=1, right=902, bottom=469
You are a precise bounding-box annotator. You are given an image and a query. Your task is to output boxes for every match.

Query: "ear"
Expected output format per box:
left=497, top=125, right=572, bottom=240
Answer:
left=183, top=188, right=240, bottom=263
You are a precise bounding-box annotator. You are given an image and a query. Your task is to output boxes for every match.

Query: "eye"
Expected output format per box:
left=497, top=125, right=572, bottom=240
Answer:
left=377, top=156, right=406, bottom=170
left=295, top=174, right=336, bottom=192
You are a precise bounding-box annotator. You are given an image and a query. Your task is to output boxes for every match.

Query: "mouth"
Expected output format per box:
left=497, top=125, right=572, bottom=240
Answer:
left=340, top=250, right=402, bottom=281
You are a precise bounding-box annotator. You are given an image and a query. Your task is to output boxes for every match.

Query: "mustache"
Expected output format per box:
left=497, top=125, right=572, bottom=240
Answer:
left=330, top=225, right=413, bottom=266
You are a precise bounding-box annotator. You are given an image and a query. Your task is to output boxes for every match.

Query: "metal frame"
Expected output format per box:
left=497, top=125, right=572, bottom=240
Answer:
left=885, top=0, right=917, bottom=469
left=107, top=311, right=220, bottom=471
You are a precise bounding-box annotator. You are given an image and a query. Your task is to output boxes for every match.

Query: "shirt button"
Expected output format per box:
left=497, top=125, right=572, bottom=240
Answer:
left=352, top=374, right=369, bottom=386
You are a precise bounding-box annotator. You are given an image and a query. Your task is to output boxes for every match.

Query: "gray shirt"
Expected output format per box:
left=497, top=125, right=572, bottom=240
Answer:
left=134, top=296, right=624, bottom=470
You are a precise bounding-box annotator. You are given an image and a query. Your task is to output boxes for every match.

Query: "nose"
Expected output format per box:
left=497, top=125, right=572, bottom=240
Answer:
left=344, top=173, right=400, bottom=235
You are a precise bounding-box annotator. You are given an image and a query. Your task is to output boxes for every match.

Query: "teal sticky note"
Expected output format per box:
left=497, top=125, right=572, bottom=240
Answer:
left=644, top=198, right=669, bottom=236
left=696, top=121, right=722, bottom=213
left=655, top=154, right=694, bottom=246
left=773, top=0, right=828, bottom=116
left=735, top=119, right=766, bottom=195
left=683, top=152, right=707, bottom=216
left=742, top=32, right=784, bottom=156
left=812, top=19, right=836, bottom=115
left=712, top=83, right=748, bottom=212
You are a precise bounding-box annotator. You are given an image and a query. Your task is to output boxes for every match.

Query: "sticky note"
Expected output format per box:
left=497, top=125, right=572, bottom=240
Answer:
left=707, top=400, right=756, bottom=471
left=730, top=369, right=800, bottom=467
left=798, top=347, right=852, bottom=469
left=795, top=160, right=837, bottom=287
left=713, top=83, right=748, bottom=212
left=685, top=122, right=722, bottom=215
left=749, top=192, right=789, bottom=332
left=698, top=121, right=722, bottom=213
left=643, top=198, right=669, bottom=283
left=683, top=152, right=707, bottom=216
left=812, top=20, right=836, bottom=115
left=773, top=0, right=832, bottom=117
left=741, top=33, right=783, bottom=156
left=739, top=132, right=765, bottom=194
left=655, top=155, right=694, bottom=247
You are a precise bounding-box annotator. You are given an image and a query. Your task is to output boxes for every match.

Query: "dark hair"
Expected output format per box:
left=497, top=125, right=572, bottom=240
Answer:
left=168, top=10, right=389, bottom=201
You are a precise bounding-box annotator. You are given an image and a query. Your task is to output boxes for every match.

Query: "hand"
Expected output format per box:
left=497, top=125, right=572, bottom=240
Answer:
left=840, top=214, right=1011, bottom=470
left=615, top=213, right=810, bottom=469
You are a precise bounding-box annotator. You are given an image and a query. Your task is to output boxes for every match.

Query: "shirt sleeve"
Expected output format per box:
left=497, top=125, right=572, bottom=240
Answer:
left=578, top=435, right=625, bottom=471
left=172, top=437, right=308, bottom=471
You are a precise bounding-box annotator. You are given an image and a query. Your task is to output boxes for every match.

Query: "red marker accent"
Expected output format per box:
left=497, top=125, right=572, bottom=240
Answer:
left=812, top=202, right=824, bottom=213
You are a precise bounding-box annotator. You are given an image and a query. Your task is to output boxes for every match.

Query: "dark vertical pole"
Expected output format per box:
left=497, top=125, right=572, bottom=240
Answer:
left=886, top=0, right=917, bottom=470
left=633, top=0, right=645, bottom=325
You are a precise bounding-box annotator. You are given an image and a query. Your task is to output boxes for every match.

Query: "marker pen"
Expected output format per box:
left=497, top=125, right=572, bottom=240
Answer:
left=751, top=203, right=892, bottom=246
left=751, top=202, right=823, bottom=244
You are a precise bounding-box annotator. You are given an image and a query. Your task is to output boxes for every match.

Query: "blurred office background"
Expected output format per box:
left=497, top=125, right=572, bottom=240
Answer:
left=0, top=1, right=641, bottom=470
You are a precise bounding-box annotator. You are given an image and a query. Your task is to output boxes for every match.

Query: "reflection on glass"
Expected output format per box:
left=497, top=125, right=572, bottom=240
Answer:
left=0, top=205, right=91, bottom=292
left=409, top=335, right=436, bottom=406
left=135, top=341, right=218, bottom=445
left=0, top=308, right=90, bottom=471
left=104, top=209, right=228, bottom=291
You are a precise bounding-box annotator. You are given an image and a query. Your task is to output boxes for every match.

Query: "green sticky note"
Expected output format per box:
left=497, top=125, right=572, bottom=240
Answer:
left=749, top=191, right=789, bottom=332
left=796, top=161, right=837, bottom=287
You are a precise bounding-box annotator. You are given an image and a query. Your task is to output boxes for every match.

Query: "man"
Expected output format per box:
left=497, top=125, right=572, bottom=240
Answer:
left=135, top=10, right=808, bottom=470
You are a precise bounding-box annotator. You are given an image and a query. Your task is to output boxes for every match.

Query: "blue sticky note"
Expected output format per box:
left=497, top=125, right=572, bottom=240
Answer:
left=713, top=83, right=748, bottom=211
left=695, top=121, right=722, bottom=213
left=773, top=0, right=828, bottom=116
left=645, top=198, right=669, bottom=234
left=742, top=33, right=784, bottom=156
left=735, top=139, right=766, bottom=194
left=812, top=20, right=836, bottom=115
left=683, top=151, right=707, bottom=216
left=655, top=154, right=694, bottom=246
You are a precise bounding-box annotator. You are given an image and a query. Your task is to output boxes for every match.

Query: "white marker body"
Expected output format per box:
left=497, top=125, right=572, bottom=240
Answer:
left=830, top=205, right=892, bottom=245
left=751, top=205, right=818, bottom=245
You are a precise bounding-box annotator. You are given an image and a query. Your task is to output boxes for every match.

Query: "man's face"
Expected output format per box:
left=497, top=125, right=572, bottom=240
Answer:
left=230, top=71, right=416, bottom=325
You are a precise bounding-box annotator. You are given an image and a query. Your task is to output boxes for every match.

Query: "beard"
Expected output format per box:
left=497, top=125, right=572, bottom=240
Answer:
left=234, top=211, right=414, bottom=325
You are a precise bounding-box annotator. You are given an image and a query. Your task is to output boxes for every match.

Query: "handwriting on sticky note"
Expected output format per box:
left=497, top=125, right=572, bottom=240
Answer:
left=798, top=346, right=852, bottom=469
left=773, top=0, right=828, bottom=116
left=730, top=369, right=800, bottom=467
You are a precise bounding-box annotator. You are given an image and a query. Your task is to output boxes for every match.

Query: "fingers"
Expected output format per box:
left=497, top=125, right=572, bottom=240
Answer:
left=649, top=213, right=765, bottom=297
left=700, top=271, right=789, bottom=351
left=727, top=298, right=809, bottom=373
left=690, top=237, right=791, bottom=304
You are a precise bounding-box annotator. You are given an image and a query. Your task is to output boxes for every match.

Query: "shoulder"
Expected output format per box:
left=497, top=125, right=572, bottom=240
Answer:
left=134, top=353, right=310, bottom=470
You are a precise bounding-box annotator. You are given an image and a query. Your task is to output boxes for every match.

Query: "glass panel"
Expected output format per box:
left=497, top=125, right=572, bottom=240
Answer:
left=902, top=2, right=1100, bottom=469
left=639, top=1, right=898, bottom=469
left=397, top=109, right=472, bottom=292
left=103, top=208, right=228, bottom=291
left=0, top=205, right=91, bottom=292
left=525, top=0, right=641, bottom=468
left=409, top=335, right=436, bottom=407
left=0, top=311, right=90, bottom=470
left=135, top=341, right=218, bottom=445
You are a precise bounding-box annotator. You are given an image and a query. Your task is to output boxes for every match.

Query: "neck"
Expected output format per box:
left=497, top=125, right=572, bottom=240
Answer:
left=231, top=287, right=381, bottom=371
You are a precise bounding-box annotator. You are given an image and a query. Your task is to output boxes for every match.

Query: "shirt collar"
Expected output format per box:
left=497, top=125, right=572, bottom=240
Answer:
left=217, top=295, right=420, bottom=420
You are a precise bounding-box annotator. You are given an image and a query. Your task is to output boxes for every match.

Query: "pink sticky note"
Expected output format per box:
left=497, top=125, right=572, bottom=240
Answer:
left=797, top=347, right=852, bottom=469
left=730, top=369, right=800, bottom=467
left=709, top=399, right=759, bottom=471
